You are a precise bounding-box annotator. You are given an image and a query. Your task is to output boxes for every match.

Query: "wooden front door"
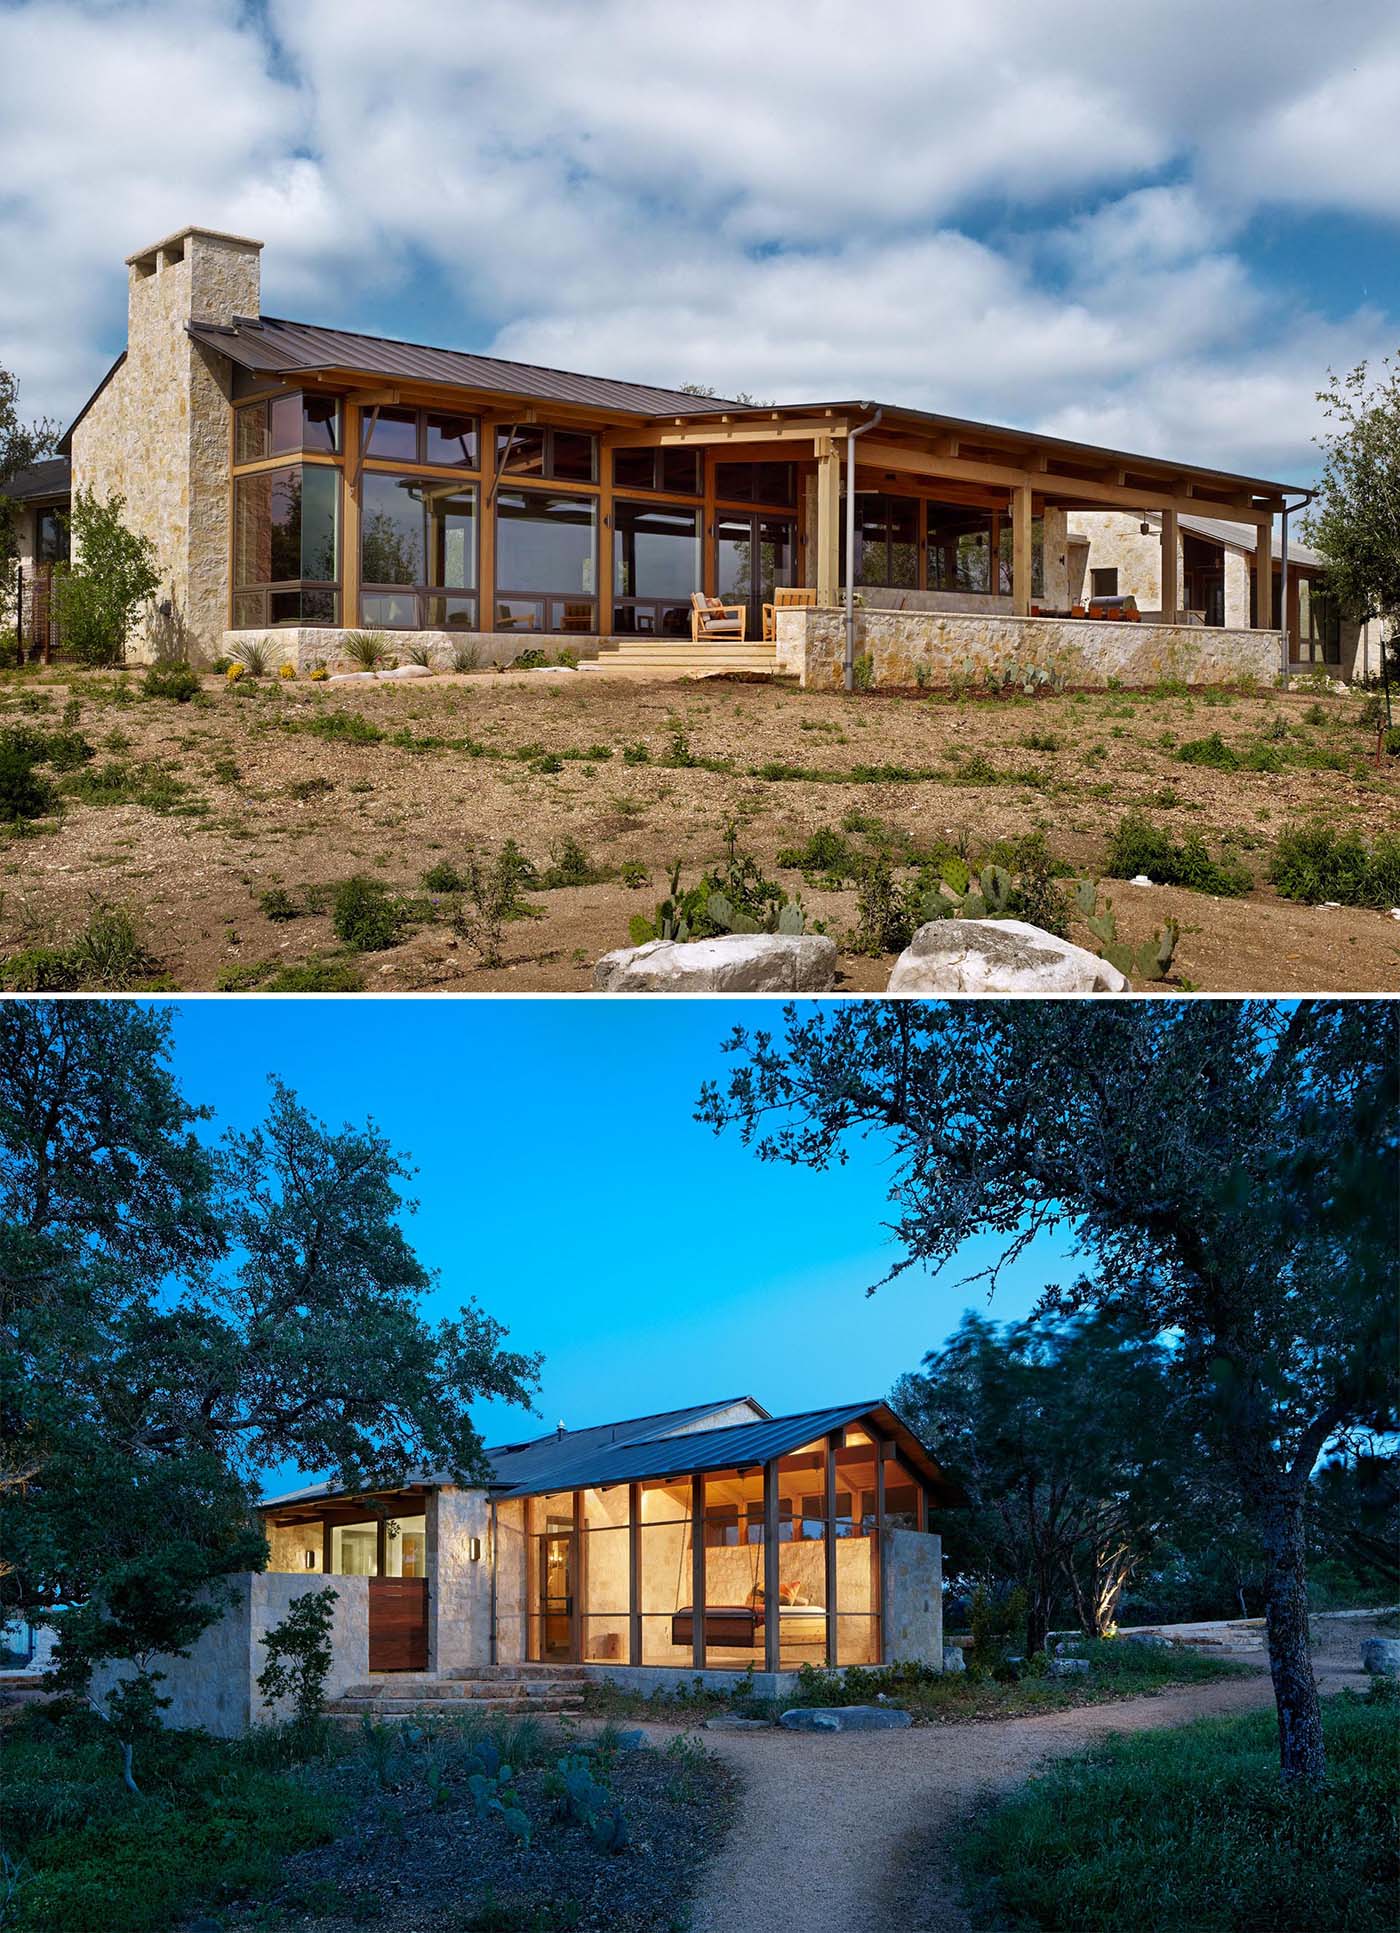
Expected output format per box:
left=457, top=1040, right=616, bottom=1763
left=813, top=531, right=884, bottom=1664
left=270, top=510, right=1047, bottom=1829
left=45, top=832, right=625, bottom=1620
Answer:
left=368, top=1577, right=428, bottom=1671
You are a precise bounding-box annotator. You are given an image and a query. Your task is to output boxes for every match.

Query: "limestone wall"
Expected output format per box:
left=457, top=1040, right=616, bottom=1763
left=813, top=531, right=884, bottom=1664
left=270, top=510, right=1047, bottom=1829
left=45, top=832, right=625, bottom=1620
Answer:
left=495, top=1498, right=529, bottom=1664
left=223, top=627, right=604, bottom=674
left=90, top=1571, right=369, bottom=1738
left=428, top=1487, right=493, bottom=1672
left=266, top=1521, right=322, bottom=1575
left=881, top=1529, right=943, bottom=1666
left=1067, top=510, right=1166, bottom=609
left=72, top=228, right=260, bottom=663
left=786, top=606, right=1283, bottom=690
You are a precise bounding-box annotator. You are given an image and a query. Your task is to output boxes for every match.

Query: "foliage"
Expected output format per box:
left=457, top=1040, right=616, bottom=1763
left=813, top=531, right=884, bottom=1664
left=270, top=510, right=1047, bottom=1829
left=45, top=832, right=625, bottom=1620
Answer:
left=452, top=844, right=538, bottom=967
left=1105, top=809, right=1253, bottom=896
left=141, top=661, right=201, bottom=704
left=257, top=1587, right=339, bottom=1732
left=231, top=637, right=271, bottom=677
left=629, top=820, right=804, bottom=945
left=1302, top=358, right=1400, bottom=636
left=537, top=836, right=609, bottom=890
left=51, top=489, right=160, bottom=667
left=0, top=743, right=56, bottom=823
left=0, top=905, right=162, bottom=992
left=699, top=1002, right=1398, bottom=1783
left=1269, top=821, right=1400, bottom=909
left=343, top=631, right=391, bottom=670
left=0, top=366, right=57, bottom=568
left=955, top=1694, right=1399, bottom=1933
left=331, top=874, right=408, bottom=951
left=2, top=1005, right=540, bottom=1717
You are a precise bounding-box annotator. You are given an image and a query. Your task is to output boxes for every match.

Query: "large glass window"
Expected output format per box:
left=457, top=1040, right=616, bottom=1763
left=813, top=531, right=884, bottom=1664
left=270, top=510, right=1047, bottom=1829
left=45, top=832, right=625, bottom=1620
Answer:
left=613, top=501, right=701, bottom=636
left=360, top=474, right=477, bottom=630
left=581, top=1486, right=630, bottom=1665
left=494, top=488, right=597, bottom=634
left=842, top=493, right=919, bottom=589
left=997, top=513, right=1045, bottom=599
left=329, top=1521, right=379, bottom=1575
left=235, top=392, right=339, bottom=463
left=638, top=1477, right=695, bottom=1667
left=362, top=407, right=478, bottom=470
left=613, top=447, right=701, bottom=495
left=1292, top=577, right=1342, bottom=665
left=35, top=508, right=68, bottom=567
left=232, top=463, right=339, bottom=627
left=715, top=461, right=795, bottom=506
left=384, top=1515, right=426, bottom=1578
left=927, top=502, right=994, bottom=592
left=497, top=426, right=597, bottom=484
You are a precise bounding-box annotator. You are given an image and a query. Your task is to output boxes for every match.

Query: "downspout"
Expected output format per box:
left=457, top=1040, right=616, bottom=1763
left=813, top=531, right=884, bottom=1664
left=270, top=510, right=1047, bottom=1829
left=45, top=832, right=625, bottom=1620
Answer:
left=1277, top=489, right=1315, bottom=681
left=489, top=1496, right=498, bottom=1667
left=844, top=406, right=884, bottom=692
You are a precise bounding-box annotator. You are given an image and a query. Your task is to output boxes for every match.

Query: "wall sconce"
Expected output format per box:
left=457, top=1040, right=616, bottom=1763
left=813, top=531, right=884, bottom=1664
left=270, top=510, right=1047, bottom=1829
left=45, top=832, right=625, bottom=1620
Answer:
left=469, top=1536, right=483, bottom=1563
left=304, top=1549, right=317, bottom=1569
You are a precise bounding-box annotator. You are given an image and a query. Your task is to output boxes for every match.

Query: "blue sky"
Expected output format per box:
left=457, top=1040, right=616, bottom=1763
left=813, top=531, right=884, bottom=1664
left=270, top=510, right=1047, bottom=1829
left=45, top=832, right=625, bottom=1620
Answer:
left=2, top=0, right=1397, bottom=483
left=156, top=998, right=1063, bottom=1490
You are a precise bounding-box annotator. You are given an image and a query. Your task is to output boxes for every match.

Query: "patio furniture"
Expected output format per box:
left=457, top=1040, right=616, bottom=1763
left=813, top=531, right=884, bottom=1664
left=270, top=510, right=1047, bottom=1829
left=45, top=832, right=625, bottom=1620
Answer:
left=762, top=584, right=817, bottom=641
left=690, top=593, right=746, bottom=643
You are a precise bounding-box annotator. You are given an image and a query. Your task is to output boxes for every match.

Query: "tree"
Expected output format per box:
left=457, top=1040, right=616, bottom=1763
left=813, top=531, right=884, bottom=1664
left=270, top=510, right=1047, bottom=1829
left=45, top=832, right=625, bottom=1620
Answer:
left=52, top=486, right=160, bottom=665
left=1, top=1003, right=540, bottom=1736
left=894, top=1308, right=1188, bottom=1650
left=1302, top=357, right=1400, bottom=653
left=699, top=1001, right=1398, bottom=1784
left=0, top=365, right=57, bottom=571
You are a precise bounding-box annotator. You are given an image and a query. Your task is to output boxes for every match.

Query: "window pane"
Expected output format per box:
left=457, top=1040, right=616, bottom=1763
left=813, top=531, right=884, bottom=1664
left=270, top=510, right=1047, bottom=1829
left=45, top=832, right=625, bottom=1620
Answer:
left=425, top=484, right=476, bottom=589
left=613, top=502, right=700, bottom=599
left=659, top=448, right=701, bottom=495
left=583, top=1527, right=630, bottom=1615
left=423, top=594, right=477, bottom=630
left=268, top=392, right=303, bottom=457
left=366, top=407, right=419, bottom=463
left=754, top=462, right=795, bottom=505
left=302, top=395, right=339, bottom=455
left=715, top=462, right=754, bottom=502
left=232, top=589, right=266, bottom=628
left=498, top=426, right=546, bottom=477
left=300, top=465, right=340, bottom=581
left=385, top=1515, right=426, bottom=1578
left=361, top=473, right=425, bottom=585
left=584, top=1616, right=628, bottom=1664
left=551, top=431, right=596, bottom=483
left=235, top=402, right=267, bottom=464
left=928, top=503, right=994, bottom=592
left=613, top=447, right=656, bottom=491
left=362, top=591, right=419, bottom=629
left=424, top=412, right=477, bottom=469
left=495, top=490, right=596, bottom=597
left=330, top=1522, right=378, bottom=1576
left=234, top=466, right=299, bottom=586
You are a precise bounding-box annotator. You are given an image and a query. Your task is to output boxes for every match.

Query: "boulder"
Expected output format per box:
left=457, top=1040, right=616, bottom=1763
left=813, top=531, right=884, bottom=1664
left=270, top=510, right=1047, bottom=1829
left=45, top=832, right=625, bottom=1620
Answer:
left=1047, top=1657, right=1091, bottom=1678
left=326, top=671, right=378, bottom=684
left=779, top=1705, right=912, bottom=1732
left=888, top=919, right=1129, bottom=995
left=378, top=663, right=434, bottom=679
left=1361, top=1638, right=1400, bottom=1677
left=941, top=1646, right=966, bottom=1674
left=594, top=933, right=837, bottom=993
left=706, top=1714, right=770, bottom=1731
left=614, top=1728, right=645, bottom=1750
left=1124, top=1632, right=1171, bottom=1650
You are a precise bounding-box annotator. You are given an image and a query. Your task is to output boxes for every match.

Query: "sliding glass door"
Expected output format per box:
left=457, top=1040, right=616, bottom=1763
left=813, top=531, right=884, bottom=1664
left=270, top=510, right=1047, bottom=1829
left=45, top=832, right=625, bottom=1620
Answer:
left=715, top=514, right=795, bottom=638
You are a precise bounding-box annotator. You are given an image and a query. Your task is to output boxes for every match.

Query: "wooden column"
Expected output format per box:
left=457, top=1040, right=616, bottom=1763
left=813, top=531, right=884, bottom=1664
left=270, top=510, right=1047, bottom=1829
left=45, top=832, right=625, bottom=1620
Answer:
left=763, top=1460, right=781, bottom=1676
left=376, top=1514, right=388, bottom=1577
left=875, top=1448, right=887, bottom=1666
left=571, top=1488, right=584, bottom=1665
left=597, top=433, right=615, bottom=637
left=824, top=1432, right=839, bottom=1669
left=478, top=418, right=496, bottom=633
left=628, top=1482, right=641, bottom=1669
left=1159, top=506, right=1179, bottom=624
left=1010, top=483, right=1033, bottom=616
left=691, top=1474, right=706, bottom=1672
left=1254, top=517, right=1273, bottom=631
left=341, top=403, right=361, bottom=629
left=702, top=451, right=717, bottom=597
left=815, top=439, right=840, bottom=606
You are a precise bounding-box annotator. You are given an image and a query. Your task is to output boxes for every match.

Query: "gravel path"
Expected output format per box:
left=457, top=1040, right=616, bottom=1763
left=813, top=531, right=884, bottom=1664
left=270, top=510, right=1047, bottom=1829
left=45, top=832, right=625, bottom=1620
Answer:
left=659, top=1640, right=1371, bottom=1933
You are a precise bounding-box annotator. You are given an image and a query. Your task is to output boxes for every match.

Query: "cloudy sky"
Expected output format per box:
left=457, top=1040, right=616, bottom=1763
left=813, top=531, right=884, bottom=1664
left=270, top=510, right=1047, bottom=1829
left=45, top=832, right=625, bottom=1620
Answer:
left=2, top=0, right=1397, bottom=483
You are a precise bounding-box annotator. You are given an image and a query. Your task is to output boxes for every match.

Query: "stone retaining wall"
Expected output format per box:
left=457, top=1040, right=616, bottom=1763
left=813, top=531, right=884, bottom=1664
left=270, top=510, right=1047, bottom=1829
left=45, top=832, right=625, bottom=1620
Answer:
left=881, top=1529, right=944, bottom=1666
left=779, top=606, right=1285, bottom=689
left=217, top=628, right=604, bottom=674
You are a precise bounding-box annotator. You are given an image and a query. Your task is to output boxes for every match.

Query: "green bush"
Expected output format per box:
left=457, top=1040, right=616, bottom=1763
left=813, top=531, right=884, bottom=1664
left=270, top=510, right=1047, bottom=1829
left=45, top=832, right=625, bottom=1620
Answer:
left=0, top=906, right=162, bottom=993
left=51, top=488, right=161, bottom=667
left=331, top=876, right=406, bottom=952
left=141, top=661, right=201, bottom=703
left=1268, top=822, right=1400, bottom=909
left=1105, top=810, right=1253, bottom=897
left=422, top=859, right=468, bottom=894
left=0, top=743, right=56, bottom=822
left=955, top=1694, right=1398, bottom=1933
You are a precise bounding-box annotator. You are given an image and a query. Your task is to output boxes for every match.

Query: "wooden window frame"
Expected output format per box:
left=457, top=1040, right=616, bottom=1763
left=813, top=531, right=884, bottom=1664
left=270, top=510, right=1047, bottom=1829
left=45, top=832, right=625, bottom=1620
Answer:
left=496, top=423, right=599, bottom=486
left=357, top=472, right=480, bottom=632
left=361, top=405, right=480, bottom=473
left=230, top=460, right=342, bottom=629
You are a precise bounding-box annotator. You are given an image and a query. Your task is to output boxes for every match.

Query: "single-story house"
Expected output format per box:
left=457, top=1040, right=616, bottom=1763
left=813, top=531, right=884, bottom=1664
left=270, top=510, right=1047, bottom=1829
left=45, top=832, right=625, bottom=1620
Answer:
left=33, top=222, right=1315, bottom=690
left=1068, top=509, right=1382, bottom=683
left=82, top=1395, right=957, bottom=1735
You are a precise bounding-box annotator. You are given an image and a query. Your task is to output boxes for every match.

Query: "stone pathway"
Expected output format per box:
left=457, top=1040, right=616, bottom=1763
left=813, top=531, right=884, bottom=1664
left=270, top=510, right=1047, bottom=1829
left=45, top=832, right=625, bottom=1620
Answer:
left=649, top=1640, right=1372, bottom=1933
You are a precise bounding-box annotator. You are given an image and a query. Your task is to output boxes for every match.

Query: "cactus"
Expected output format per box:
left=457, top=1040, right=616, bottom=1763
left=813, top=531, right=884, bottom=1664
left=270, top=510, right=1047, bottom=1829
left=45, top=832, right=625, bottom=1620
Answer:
left=777, top=901, right=806, bottom=935
left=501, top=1803, right=532, bottom=1850
left=978, top=865, right=1013, bottom=915
left=588, top=1803, right=631, bottom=1854
left=1074, top=882, right=1179, bottom=982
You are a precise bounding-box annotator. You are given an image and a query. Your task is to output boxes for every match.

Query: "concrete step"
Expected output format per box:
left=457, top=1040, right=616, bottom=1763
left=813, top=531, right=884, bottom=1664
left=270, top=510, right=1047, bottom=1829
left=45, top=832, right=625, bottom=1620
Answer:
left=446, top=1665, right=589, bottom=1683
left=330, top=1694, right=583, bottom=1719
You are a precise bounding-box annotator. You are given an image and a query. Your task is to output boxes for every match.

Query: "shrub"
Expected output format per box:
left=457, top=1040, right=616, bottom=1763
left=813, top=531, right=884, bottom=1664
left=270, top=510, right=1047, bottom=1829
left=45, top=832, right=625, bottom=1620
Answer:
left=331, top=876, right=406, bottom=951
left=141, top=661, right=201, bottom=703
left=51, top=488, right=161, bottom=666
left=850, top=854, right=921, bottom=955
left=0, top=905, right=162, bottom=992
left=452, top=846, right=537, bottom=967
left=422, top=859, right=468, bottom=894
left=343, top=630, right=391, bottom=670
left=256, top=1587, right=338, bottom=1732
left=537, top=836, right=609, bottom=889
left=451, top=641, right=481, bottom=673
left=298, top=710, right=384, bottom=744
left=232, top=637, right=271, bottom=677
left=259, top=887, right=303, bottom=922
left=1105, top=811, right=1253, bottom=897
left=261, top=956, right=364, bottom=992
left=1269, top=821, right=1400, bottom=908
left=0, top=743, right=57, bottom=822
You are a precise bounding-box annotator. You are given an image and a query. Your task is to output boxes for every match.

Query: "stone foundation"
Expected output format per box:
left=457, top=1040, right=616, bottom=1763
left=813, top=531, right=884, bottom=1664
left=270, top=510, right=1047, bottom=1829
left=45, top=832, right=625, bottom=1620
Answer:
left=219, top=628, right=604, bottom=674
left=780, top=606, right=1285, bottom=689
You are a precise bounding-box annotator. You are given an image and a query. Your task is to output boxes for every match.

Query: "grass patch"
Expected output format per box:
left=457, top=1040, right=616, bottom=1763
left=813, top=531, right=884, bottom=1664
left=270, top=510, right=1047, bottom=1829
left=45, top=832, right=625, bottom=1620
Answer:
left=62, top=758, right=199, bottom=815
left=1105, top=810, right=1253, bottom=897
left=955, top=1690, right=1398, bottom=1933
left=0, top=906, right=167, bottom=992
left=1269, top=822, right=1400, bottom=909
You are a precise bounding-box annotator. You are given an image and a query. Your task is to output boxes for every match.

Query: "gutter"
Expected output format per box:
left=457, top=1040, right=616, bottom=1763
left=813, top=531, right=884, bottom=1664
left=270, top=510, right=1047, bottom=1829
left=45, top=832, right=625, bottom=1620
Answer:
left=844, top=406, right=883, bottom=692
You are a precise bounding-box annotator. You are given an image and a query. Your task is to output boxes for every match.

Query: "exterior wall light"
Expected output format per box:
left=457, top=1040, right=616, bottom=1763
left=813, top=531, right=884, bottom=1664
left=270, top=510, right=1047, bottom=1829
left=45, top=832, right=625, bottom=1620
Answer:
left=469, top=1536, right=482, bottom=1563
left=304, top=1549, right=317, bottom=1569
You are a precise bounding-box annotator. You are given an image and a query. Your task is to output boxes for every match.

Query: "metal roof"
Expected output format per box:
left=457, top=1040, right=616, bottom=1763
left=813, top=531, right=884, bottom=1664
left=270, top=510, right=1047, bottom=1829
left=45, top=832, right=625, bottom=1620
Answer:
left=187, top=314, right=742, bottom=419
left=1, top=456, right=71, bottom=503
left=1177, top=511, right=1325, bottom=570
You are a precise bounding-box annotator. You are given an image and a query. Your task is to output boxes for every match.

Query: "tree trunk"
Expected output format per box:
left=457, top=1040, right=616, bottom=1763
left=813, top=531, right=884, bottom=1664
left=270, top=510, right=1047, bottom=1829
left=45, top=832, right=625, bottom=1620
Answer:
left=1261, top=1487, right=1326, bottom=1784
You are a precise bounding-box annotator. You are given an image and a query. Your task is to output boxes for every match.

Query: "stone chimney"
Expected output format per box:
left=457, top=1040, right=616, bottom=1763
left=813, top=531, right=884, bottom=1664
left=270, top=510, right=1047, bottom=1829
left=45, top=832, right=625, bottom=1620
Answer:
left=71, top=226, right=264, bottom=660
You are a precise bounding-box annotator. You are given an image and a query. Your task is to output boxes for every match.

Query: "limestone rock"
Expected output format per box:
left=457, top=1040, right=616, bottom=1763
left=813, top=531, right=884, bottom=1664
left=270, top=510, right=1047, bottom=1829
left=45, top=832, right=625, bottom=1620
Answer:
left=1124, top=1632, right=1171, bottom=1650
left=706, top=1714, right=770, bottom=1731
left=1047, top=1657, right=1091, bottom=1678
left=593, top=933, right=837, bottom=993
left=379, top=663, right=434, bottom=679
left=779, top=1705, right=912, bottom=1732
left=887, top=919, right=1129, bottom=995
left=941, top=1646, right=966, bottom=1674
left=1361, top=1638, right=1400, bottom=1676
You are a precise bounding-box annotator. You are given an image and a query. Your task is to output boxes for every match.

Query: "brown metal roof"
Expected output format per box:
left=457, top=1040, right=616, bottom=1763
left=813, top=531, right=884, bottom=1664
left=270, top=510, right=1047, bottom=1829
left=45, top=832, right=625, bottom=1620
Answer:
left=0, top=456, right=71, bottom=503
left=187, top=314, right=741, bottom=419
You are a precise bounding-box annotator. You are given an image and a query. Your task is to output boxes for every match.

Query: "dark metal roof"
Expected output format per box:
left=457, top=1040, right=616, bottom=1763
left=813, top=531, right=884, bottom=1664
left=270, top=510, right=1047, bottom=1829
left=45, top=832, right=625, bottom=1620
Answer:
left=187, top=314, right=742, bottom=419
left=1177, top=511, right=1325, bottom=569
left=482, top=1397, right=768, bottom=1492
left=1, top=456, right=71, bottom=503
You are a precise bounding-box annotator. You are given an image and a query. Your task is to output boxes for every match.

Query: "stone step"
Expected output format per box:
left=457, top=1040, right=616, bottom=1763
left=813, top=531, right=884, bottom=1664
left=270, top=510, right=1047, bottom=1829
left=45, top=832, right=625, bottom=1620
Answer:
left=341, top=1676, right=583, bottom=1701
left=330, top=1694, right=583, bottom=1718
left=446, top=1665, right=589, bottom=1683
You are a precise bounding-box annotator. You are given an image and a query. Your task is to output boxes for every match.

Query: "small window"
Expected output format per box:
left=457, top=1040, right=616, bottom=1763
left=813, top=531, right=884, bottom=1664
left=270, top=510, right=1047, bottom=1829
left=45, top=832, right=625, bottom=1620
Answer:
left=1091, top=568, right=1119, bottom=599
left=715, top=461, right=795, bottom=506
left=364, top=407, right=419, bottom=464
left=498, top=425, right=597, bottom=485
left=612, top=447, right=701, bottom=495
left=236, top=392, right=341, bottom=463
left=424, top=411, right=478, bottom=469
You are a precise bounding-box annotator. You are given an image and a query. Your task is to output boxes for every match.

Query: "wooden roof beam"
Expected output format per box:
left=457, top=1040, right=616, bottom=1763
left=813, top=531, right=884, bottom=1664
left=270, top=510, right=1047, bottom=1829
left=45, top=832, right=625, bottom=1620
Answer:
left=854, top=438, right=1259, bottom=522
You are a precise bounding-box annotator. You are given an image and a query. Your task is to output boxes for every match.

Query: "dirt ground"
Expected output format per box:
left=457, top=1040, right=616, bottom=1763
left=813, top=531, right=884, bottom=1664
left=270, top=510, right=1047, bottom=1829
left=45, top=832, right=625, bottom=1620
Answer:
left=6, top=664, right=1398, bottom=993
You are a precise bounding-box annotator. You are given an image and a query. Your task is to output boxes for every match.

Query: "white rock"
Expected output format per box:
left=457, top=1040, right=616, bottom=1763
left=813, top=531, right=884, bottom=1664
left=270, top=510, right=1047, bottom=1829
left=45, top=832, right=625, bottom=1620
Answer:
left=941, top=1645, right=966, bottom=1674
left=1388, top=910, right=1400, bottom=923
left=1361, top=1637, right=1400, bottom=1676
left=1047, top=1657, right=1091, bottom=1678
left=326, top=671, right=378, bottom=684
left=1129, top=875, right=1154, bottom=887
left=378, top=662, right=434, bottom=679
left=887, top=919, right=1129, bottom=995
left=1316, top=901, right=1342, bottom=910
left=593, top=933, right=837, bottom=993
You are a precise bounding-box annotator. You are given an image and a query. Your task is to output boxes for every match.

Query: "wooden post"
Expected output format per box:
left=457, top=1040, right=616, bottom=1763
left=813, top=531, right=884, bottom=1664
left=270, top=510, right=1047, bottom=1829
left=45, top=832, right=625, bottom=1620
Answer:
left=702, top=448, right=717, bottom=598
left=875, top=1449, right=887, bottom=1666
left=572, top=1488, right=584, bottom=1665
left=341, top=403, right=361, bottom=630
left=597, top=432, right=615, bottom=637
left=478, top=418, right=496, bottom=634
left=628, top=1482, right=641, bottom=1669
left=1254, top=517, right=1273, bottom=631
left=824, top=1433, right=838, bottom=1669
left=815, top=440, right=840, bottom=606
left=691, top=1474, right=706, bottom=1672
left=763, top=1460, right=780, bottom=1676
left=1011, top=483, right=1032, bottom=616
left=1159, top=506, right=1179, bottom=624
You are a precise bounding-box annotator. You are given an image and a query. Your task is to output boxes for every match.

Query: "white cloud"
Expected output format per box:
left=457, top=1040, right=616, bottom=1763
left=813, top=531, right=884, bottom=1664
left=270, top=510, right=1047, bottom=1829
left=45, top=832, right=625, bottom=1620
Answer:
left=0, top=0, right=1394, bottom=477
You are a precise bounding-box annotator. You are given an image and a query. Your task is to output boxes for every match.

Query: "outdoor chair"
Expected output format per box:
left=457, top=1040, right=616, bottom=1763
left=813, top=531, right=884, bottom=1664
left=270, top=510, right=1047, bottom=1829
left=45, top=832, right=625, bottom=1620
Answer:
left=762, top=584, right=817, bottom=642
left=690, top=592, right=746, bottom=643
